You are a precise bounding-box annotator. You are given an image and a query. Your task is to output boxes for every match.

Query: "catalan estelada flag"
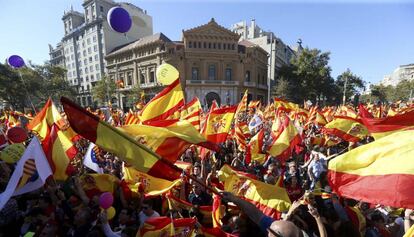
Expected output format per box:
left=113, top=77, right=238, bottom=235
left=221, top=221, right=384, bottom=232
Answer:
left=139, top=79, right=185, bottom=123
left=61, top=97, right=182, bottom=181
left=138, top=217, right=196, bottom=237
left=361, top=109, right=414, bottom=140
left=203, top=106, right=237, bottom=144
left=27, top=98, right=78, bottom=181
left=328, top=130, right=414, bottom=208
left=322, top=116, right=368, bottom=142
left=218, top=164, right=291, bottom=219
left=122, top=165, right=181, bottom=197
left=181, top=97, right=202, bottom=130
left=119, top=120, right=219, bottom=163
left=268, top=116, right=302, bottom=161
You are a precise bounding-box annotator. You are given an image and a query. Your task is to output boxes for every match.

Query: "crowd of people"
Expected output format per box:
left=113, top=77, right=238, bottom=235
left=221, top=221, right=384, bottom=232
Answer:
left=1, top=102, right=414, bottom=237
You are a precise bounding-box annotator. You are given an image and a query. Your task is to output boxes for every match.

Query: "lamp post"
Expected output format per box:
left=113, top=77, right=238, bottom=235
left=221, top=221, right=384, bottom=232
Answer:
left=342, top=75, right=349, bottom=106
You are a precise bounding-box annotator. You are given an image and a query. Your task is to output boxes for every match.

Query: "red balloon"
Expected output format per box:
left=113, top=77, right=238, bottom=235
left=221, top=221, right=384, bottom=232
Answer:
left=7, top=127, right=28, bottom=143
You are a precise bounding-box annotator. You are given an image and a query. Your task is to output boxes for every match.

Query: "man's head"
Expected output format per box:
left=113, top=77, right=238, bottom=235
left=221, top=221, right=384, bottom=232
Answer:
left=142, top=200, right=154, bottom=216
left=74, top=207, right=92, bottom=227
left=193, top=163, right=201, bottom=176
left=119, top=208, right=131, bottom=224
left=268, top=220, right=304, bottom=237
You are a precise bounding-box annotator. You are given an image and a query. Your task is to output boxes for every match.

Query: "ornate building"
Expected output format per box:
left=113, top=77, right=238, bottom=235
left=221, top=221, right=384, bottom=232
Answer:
left=106, top=18, right=268, bottom=110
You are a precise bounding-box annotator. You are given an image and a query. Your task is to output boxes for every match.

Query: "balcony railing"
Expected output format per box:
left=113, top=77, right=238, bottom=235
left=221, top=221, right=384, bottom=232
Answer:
left=186, top=80, right=239, bottom=86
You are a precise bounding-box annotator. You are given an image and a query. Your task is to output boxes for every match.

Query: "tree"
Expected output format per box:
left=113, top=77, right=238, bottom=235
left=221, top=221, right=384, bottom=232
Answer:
left=123, top=84, right=142, bottom=108
left=273, top=48, right=336, bottom=104
left=92, top=75, right=117, bottom=106
left=272, top=78, right=293, bottom=100
left=335, top=69, right=365, bottom=104
left=0, top=62, right=76, bottom=111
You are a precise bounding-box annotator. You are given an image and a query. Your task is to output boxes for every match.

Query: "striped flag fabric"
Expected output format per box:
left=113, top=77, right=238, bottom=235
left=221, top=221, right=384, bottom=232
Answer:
left=124, top=112, right=140, bottom=125
left=322, top=116, right=368, bottom=143
left=361, top=109, right=414, bottom=140
left=203, top=106, right=237, bottom=144
left=248, top=129, right=266, bottom=164
left=61, top=97, right=182, bottom=181
left=138, top=217, right=196, bottom=237
left=218, top=164, right=291, bottom=219
left=328, top=130, right=414, bottom=208
left=139, top=79, right=185, bottom=123
left=267, top=116, right=302, bottom=161
left=119, top=119, right=219, bottom=163
left=27, top=98, right=78, bottom=180
left=83, top=143, right=104, bottom=173
left=181, top=97, right=202, bottom=131
left=0, top=137, right=52, bottom=210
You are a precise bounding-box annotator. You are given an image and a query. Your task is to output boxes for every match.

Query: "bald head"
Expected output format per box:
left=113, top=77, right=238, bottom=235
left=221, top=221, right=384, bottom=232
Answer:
left=268, top=220, right=304, bottom=237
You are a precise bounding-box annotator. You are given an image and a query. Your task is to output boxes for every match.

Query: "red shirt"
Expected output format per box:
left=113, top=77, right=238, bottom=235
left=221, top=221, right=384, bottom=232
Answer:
left=286, top=185, right=302, bottom=202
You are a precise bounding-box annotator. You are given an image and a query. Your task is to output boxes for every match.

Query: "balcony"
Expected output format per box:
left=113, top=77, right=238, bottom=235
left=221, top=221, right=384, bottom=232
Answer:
left=186, top=80, right=239, bottom=86
left=243, top=81, right=256, bottom=87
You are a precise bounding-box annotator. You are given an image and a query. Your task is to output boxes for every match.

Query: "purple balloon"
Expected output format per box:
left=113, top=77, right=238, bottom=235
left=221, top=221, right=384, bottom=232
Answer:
left=7, top=55, right=25, bottom=68
left=107, top=7, right=132, bottom=33
left=99, top=192, right=114, bottom=209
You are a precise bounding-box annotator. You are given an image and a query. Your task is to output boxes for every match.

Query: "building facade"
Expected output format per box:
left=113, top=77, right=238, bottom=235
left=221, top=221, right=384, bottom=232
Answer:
left=50, top=0, right=153, bottom=106
left=381, top=64, right=414, bottom=87
left=48, top=43, right=65, bottom=68
left=106, top=19, right=269, bottom=110
left=230, top=20, right=300, bottom=85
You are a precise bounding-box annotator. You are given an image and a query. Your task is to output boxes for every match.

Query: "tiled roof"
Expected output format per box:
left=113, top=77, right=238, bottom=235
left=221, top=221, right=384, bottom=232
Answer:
left=107, top=33, right=172, bottom=56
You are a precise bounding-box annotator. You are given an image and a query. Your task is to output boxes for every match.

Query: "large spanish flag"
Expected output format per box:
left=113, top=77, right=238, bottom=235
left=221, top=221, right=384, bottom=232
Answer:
left=138, top=217, right=196, bottom=237
left=122, top=165, right=181, bottom=197
left=328, top=130, right=414, bottom=208
left=358, top=104, right=374, bottom=118
left=218, top=164, right=291, bottom=219
left=274, top=98, right=299, bottom=113
left=181, top=97, right=202, bottom=131
left=119, top=120, right=218, bottom=163
left=361, top=109, right=414, bottom=140
left=203, top=106, right=237, bottom=144
left=139, top=79, right=185, bottom=123
left=61, top=97, right=181, bottom=181
left=268, top=116, right=302, bottom=161
left=322, top=116, right=368, bottom=142
left=27, top=98, right=78, bottom=180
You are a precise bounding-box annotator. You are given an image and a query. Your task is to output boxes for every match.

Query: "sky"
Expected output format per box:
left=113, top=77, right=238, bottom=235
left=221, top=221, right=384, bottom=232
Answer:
left=0, top=0, right=413, bottom=84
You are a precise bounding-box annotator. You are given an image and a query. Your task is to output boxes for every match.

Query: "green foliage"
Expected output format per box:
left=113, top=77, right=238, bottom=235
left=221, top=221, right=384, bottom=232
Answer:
left=272, top=48, right=339, bottom=104
left=0, top=62, right=76, bottom=111
left=335, top=69, right=365, bottom=104
left=123, top=84, right=142, bottom=107
left=92, top=75, right=117, bottom=105
left=368, top=80, right=414, bottom=103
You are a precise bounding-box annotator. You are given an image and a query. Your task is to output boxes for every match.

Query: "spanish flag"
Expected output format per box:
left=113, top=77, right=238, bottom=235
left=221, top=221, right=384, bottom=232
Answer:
left=328, top=130, right=414, bottom=208
left=322, top=116, right=368, bottom=142
left=358, top=104, right=374, bottom=118
left=81, top=173, right=120, bottom=194
left=138, top=217, right=196, bottom=237
left=119, top=119, right=219, bottom=163
left=122, top=165, right=181, bottom=197
left=361, top=109, right=414, bottom=140
left=181, top=97, right=202, bottom=131
left=61, top=97, right=182, bottom=181
left=164, top=193, right=213, bottom=225
left=404, top=224, right=414, bottom=237
left=218, top=164, right=291, bottom=219
left=268, top=116, right=302, bottom=161
left=212, top=194, right=225, bottom=227
left=139, top=79, right=185, bottom=123
left=203, top=106, right=237, bottom=144
left=274, top=98, right=299, bottom=113
left=248, top=129, right=266, bottom=164
left=27, top=98, right=78, bottom=181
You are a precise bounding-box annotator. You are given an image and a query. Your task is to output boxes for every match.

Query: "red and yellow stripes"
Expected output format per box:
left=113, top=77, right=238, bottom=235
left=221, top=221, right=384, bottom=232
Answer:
left=181, top=97, right=202, bottom=131
left=361, top=109, right=414, bottom=140
left=124, top=113, right=140, bottom=125
left=218, top=164, right=291, bottom=219
left=203, top=106, right=237, bottom=144
left=139, top=217, right=196, bottom=237
left=61, top=97, right=181, bottom=181
left=328, top=130, right=414, bottom=208
left=322, top=116, right=368, bottom=142
left=268, top=116, right=301, bottom=161
left=139, top=79, right=185, bottom=123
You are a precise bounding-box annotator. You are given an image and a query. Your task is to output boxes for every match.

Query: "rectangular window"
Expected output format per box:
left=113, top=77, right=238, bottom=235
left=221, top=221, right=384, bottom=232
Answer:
left=188, top=41, right=192, bottom=48
left=225, top=68, right=232, bottom=81
left=149, top=70, right=155, bottom=83
left=93, top=35, right=97, bottom=42
left=87, top=38, right=91, bottom=45
left=86, top=76, right=89, bottom=82
left=127, top=72, right=132, bottom=85
left=94, top=45, right=97, bottom=52
left=140, top=71, right=145, bottom=84
left=96, top=73, right=101, bottom=79
left=208, top=43, right=211, bottom=49
left=204, top=42, right=207, bottom=48
left=88, top=48, right=91, bottom=53
left=85, top=67, right=89, bottom=73
left=218, top=43, right=221, bottom=49
left=89, top=57, right=92, bottom=62
left=213, top=43, right=216, bottom=49
left=245, top=70, right=251, bottom=82
left=191, top=67, right=199, bottom=80
left=100, top=6, right=104, bottom=12
left=84, top=59, right=87, bottom=65
left=90, top=75, right=94, bottom=81
left=198, top=42, right=201, bottom=48
left=95, top=64, right=99, bottom=70
left=94, top=54, right=98, bottom=61
left=90, top=65, right=93, bottom=72
left=224, top=44, right=226, bottom=50
left=83, top=50, right=86, bottom=56
left=208, top=65, right=216, bottom=80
